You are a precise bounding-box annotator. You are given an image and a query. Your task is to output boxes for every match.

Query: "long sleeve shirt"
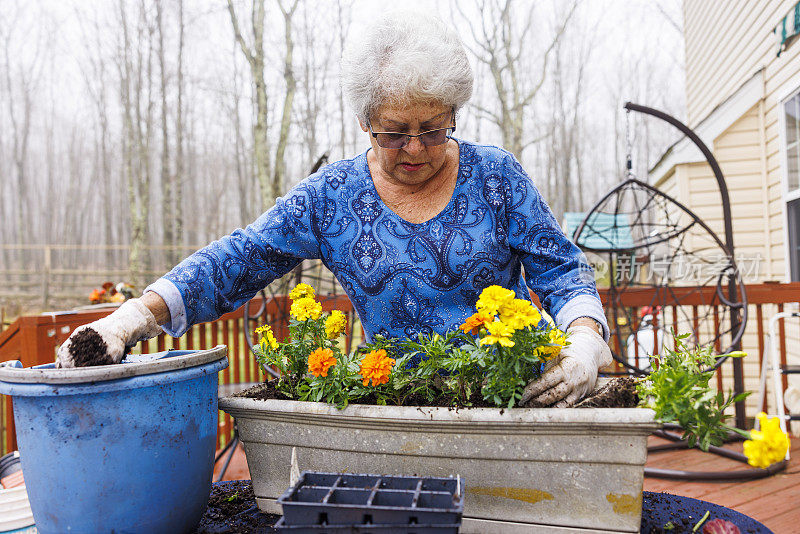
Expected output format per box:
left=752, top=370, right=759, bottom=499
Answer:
left=147, top=139, right=608, bottom=342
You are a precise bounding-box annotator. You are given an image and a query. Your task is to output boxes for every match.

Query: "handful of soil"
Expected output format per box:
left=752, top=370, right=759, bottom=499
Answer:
left=575, top=376, right=639, bottom=408
left=67, top=328, right=115, bottom=367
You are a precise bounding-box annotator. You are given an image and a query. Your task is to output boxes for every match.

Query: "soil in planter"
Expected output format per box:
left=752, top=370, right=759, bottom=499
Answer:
left=234, top=380, right=499, bottom=408
left=194, top=479, right=281, bottom=534
left=574, top=376, right=639, bottom=408
left=235, top=376, right=640, bottom=409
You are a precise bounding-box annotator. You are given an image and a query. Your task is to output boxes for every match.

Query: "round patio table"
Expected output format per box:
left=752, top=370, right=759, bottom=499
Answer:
left=194, top=482, right=773, bottom=533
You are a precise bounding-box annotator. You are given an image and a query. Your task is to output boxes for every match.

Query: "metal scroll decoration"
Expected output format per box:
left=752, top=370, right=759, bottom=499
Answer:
left=573, top=104, right=748, bottom=385
left=573, top=177, right=748, bottom=375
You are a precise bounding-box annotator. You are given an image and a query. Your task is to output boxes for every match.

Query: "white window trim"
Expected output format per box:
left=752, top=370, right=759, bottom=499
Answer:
left=777, top=85, right=800, bottom=281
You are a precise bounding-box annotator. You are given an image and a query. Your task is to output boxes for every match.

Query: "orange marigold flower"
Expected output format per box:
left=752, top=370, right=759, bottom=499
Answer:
left=460, top=310, right=495, bottom=335
left=308, top=347, right=337, bottom=378
left=359, top=349, right=395, bottom=387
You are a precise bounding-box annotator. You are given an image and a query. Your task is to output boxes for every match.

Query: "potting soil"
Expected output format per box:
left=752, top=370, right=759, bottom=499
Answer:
left=194, top=480, right=281, bottom=534
left=66, top=327, right=114, bottom=367
left=194, top=482, right=771, bottom=533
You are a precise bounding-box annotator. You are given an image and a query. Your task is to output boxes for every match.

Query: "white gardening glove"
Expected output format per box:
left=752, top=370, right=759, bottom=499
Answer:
left=56, top=299, right=162, bottom=368
left=519, top=325, right=612, bottom=408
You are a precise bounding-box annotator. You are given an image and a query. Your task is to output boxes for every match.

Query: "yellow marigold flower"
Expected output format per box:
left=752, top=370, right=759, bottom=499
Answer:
left=743, top=412, right=790, bottom=468
left=307, top=347, right=337, bottom=378
left=290, top=297, right=322, bottom=321
left=289, top=283, right=315, bottom=301
left=460, top=310, right=495, bottom=336
left=475, top=285, right=516, bottom=316
left=536, top=329, right=567, bottom=361
left=359, top=349, right=395, bottom=387
left=480, top=321, right=515, bottom=347
left=498, top=299, right=542, bottom=330
left=257, top=325, right=279, bottom=351
left=325, top=310, right=347, bottom=339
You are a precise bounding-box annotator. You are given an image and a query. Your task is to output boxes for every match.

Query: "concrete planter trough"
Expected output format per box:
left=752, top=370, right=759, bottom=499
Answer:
left=219, top=395, right=659, bottom=533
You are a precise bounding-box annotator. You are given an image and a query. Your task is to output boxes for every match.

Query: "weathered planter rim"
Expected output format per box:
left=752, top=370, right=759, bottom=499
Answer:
left=219, top=395, right=660, bottom=435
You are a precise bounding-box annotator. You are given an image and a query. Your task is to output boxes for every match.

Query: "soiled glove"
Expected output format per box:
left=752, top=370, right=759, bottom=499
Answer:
left=56, top=299, right=162, bottom=368
left=519, top=325, right=612, bottom=408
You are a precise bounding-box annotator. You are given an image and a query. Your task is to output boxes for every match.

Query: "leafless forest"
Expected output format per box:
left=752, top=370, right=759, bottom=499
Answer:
left=0, top=0, right=685, bottom=315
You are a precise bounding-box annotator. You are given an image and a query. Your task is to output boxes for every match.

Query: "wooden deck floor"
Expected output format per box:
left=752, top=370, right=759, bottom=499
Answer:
left=214, top=434, right=800, bottom=533
left=643, top=434, right=800, bottom=533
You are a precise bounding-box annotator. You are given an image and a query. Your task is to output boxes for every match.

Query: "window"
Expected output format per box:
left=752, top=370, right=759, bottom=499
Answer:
left=783, top=93, right=800, bottom=280
left=789, top=198, right=800, bottom=281
left=785, top=94, right=800, bottom=191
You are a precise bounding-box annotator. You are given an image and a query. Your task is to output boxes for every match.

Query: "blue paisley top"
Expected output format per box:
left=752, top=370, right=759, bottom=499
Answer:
left=147, top=140, right=608, bottom=341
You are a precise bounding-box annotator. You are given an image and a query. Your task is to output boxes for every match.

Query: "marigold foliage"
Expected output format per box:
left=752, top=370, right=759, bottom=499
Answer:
left=636, top=334, right=749, bottom=451
left=290, top=297, right=322, bottom=321
left=325, top=310, right=347, bottom=339
left=255, top=324, right=279, bottom=351
left=308, top=347, right=337, bottom=378
left=743, top=412, right=790, bottom=468
left=359, top=349, right=395, bottom=386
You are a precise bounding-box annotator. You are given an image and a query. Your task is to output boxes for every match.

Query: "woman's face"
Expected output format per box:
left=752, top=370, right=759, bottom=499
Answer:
left=361, top=101, right=455, bottom=187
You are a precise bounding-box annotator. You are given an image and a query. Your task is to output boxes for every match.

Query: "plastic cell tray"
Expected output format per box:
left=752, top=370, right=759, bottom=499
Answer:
left=274, top=517, right=461, bottom=533
left=277, top=472, right=463, bottom=532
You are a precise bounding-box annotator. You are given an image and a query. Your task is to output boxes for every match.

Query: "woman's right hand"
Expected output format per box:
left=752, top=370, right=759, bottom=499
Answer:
left=56, top=299, right=163, bottom=368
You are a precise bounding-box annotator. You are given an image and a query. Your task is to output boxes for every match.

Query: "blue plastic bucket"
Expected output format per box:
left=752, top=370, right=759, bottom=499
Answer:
left=0, top=346, right=228, bottom=534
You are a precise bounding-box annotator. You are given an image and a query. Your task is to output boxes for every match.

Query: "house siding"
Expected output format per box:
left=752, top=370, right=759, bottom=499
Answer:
left=648, top=1, right=800, bottom=415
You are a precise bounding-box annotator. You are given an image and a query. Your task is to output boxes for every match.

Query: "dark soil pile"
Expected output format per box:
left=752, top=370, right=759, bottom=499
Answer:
left=575, top=376, right=639, bottom=408
left=641, top=491, right=762, bottom=533
left=194, top=480, right=281, bottom=534
left=67, top=328, right=113, bottom=367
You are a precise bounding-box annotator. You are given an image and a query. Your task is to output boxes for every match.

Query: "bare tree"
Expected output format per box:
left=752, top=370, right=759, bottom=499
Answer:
left=274, top=0, right=299, bottom=194
left=76, top=8, right=116, bottom=261
left=1, top=5, right=43, bottom=252
left=336, top=1, right=353, bottom=159
left=116, top=0, right=158, bottom=283
left=156, top=0, right=172, bottom=258
left=296, top=1, right=335, bottom=171
left=454, top=0, right=577, bottom=159
left=227, top=0, right=271, bottom=210
left=174, top=0, right=186, bottom=261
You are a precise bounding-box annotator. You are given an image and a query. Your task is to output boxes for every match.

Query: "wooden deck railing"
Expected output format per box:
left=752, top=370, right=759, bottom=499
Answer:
left=1, top=282, right=799, bottom=455
left=0, top=294, right=361, bottom=455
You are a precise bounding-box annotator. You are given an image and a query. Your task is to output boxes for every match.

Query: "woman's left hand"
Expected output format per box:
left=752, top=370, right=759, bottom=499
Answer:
left=519, top=325, right=612, bottom=407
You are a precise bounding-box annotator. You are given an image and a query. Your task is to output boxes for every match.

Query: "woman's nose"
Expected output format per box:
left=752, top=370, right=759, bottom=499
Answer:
left=403, top=136, right=425, bottom=155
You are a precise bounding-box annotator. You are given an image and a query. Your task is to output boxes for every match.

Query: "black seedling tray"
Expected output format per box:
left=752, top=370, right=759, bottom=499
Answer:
left=274, top=517, right=461, bottom=534
left=277, top=472, right=463, bottom=529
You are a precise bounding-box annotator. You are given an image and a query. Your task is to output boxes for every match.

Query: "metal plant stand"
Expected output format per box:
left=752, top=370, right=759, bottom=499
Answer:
left=573, top=102, right=786, bottom=480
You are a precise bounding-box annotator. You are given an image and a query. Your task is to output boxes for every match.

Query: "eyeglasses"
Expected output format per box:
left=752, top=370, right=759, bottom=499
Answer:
left=368, top=122, right=456, bottom=149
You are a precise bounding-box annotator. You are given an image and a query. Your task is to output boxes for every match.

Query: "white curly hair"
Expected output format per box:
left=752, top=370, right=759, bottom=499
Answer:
left=340, top=10, right=473, bottom=124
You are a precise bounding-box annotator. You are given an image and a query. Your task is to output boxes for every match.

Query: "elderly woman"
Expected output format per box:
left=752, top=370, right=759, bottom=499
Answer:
left=57, top=11, right=610, bottom=407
